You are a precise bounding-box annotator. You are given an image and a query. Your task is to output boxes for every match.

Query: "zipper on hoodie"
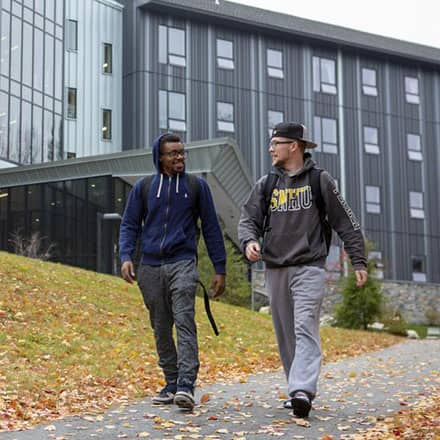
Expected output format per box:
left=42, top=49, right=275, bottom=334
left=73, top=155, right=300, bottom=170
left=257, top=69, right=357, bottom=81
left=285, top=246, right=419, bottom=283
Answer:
left=159, top=175, right=172, bottom=256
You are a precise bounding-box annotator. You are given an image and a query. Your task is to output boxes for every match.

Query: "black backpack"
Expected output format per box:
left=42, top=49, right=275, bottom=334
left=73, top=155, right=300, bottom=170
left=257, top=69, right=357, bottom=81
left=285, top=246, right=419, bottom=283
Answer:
left=262, top=168, right=332, bottom=254
left=140, top=173, right=219, bottom=336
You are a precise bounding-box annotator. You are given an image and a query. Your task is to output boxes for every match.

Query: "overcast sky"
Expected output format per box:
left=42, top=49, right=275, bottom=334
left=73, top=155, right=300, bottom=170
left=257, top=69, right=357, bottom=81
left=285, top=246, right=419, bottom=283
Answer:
left=233, top=0, right=440, bottom=49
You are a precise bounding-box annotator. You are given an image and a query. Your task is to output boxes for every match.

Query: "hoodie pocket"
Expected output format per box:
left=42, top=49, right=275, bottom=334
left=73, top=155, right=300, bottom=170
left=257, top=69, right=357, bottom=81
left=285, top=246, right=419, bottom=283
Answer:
left=162, top=226, right=190, bottom=255
left=142, top=225, right=162, bottom=255
left=263, top=232, right=311, bottom=264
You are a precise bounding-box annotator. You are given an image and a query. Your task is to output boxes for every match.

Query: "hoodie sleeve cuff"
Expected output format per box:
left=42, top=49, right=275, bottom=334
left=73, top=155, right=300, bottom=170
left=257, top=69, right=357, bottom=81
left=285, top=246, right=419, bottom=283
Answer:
left=353, top=263, right=367, bottom=271
left=120, top=255, right=132, bottom=264
left=214, top=263, right=226, bottom=275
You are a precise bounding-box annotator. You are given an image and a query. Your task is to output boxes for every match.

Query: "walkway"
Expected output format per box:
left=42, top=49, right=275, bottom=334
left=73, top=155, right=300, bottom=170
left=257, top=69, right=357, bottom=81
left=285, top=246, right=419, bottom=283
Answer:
left=2, top=340, right=439, bottom=440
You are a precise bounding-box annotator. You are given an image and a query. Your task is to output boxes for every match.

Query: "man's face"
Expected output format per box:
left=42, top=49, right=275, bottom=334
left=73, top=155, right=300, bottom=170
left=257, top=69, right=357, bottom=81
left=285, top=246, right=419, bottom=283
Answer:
left=268, top=137, right=295, bottom=167
left=159, top=141, right=186, bottom=175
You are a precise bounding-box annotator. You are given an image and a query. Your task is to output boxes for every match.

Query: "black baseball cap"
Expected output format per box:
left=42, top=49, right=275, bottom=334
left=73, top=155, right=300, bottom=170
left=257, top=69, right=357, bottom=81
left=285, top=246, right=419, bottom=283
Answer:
left=271, top=122, right=317, bottom=149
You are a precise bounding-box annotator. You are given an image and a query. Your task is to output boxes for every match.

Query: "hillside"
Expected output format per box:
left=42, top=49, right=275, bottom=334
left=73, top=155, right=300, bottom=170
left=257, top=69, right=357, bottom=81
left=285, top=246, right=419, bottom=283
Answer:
left=0, top=252, right=401, bottom=430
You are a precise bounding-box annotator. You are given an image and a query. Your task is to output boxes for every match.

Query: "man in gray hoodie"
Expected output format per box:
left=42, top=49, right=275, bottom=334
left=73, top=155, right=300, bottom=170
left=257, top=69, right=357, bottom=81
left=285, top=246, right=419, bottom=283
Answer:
left=238, top=122, right=368, bottom=418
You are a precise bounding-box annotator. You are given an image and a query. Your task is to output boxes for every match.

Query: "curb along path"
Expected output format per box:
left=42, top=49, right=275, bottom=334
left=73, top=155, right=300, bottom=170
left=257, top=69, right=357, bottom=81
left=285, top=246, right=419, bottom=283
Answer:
left=2, top=340, right=439, bottom=440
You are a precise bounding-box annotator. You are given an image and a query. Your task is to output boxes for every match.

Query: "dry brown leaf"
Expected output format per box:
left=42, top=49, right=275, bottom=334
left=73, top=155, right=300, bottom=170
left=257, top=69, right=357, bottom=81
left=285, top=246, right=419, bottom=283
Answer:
left=293, top=418, right=310, bottom=428
left=200, top=393, right=210, bottom=403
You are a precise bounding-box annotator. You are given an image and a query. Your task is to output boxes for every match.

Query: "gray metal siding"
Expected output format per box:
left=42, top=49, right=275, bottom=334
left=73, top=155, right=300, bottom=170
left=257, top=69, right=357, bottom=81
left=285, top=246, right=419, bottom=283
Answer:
left=122, top=5, right=440, bottom=282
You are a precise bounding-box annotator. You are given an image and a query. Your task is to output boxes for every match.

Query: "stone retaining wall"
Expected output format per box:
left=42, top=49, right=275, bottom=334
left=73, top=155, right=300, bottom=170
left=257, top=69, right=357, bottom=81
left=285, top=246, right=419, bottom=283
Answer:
left=252, top=269, right=440, bottom=324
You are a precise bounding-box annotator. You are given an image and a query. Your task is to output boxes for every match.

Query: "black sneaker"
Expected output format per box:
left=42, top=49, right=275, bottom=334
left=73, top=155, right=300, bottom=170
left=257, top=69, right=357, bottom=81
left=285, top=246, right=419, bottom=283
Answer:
left=291, top=391, right=311, bottom=418
left=283, top=399, right=292, bottom=409
left=174, top=386, right=195, bottom=411
left=151, top=383, right=177, bottom=405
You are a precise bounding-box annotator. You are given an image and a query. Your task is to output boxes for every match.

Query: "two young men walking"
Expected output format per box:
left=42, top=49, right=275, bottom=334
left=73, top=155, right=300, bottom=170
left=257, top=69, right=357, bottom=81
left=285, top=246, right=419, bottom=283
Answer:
left=120, top=124, right=367, bottom=418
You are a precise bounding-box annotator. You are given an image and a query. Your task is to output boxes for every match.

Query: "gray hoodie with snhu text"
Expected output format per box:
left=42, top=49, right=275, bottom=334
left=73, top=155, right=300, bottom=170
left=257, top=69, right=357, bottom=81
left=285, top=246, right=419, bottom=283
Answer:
left=238, top=155, right=367, bottom=270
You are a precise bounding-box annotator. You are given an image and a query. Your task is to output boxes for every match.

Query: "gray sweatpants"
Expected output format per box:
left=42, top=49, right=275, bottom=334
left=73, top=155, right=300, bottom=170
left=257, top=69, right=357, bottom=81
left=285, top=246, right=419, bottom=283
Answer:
left=137, top=259, right=199, bottom=388
left=265, top=265, right=325, bottom=398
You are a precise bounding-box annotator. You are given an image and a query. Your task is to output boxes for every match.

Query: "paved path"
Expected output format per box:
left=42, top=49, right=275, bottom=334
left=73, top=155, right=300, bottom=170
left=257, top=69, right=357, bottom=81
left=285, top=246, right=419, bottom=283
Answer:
left=2, top=340, right=439, bottom=440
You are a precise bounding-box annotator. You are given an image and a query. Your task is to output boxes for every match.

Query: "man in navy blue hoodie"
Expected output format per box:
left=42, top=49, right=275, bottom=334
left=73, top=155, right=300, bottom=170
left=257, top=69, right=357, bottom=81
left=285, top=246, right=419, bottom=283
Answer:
left=119, top=133, right=226, bottom=411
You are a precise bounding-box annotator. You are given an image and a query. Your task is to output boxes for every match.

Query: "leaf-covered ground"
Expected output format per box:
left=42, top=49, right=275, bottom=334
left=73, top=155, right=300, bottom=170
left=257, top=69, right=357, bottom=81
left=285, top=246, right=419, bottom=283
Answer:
left=0, top=251, right=404, bottom=432
left=348, top=388, right=440, bottom=439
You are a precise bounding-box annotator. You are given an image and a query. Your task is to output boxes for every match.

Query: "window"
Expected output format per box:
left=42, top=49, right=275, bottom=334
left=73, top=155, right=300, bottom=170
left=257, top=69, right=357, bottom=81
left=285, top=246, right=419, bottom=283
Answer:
left=217, top=102, right=234, bottom=132
left=369, top=251, right=384, bottom=279
left=1, top=11, right=10, bottom=78
left=33, top=28, right=44, bottom=91
left=268, top=110, right=283, bottom=138
left=364, top=126, right=379, bottom=154
left=22, top=22, right=33, bottom=87
left=0, top=91, right=8, bottom=159
left=313, top=56, right=337, bottom=94
left=66, top=19, right=77, bottom=51
left=103, top=43, right=112, bottom=74
left=365, top=185, right=381, bottom=214
left=216, top=38, right=234, bottom=70
left=361, top=68, right=378, bottom=96
left=267, top=49, right=283, bottom=79
left=409, top=191, right=424, bottom=219
left=66, top=87, right=77, bottom=119
left=159, top=90, right=186, bottom=131
left=313, top=116, right=338, bottom=154
left=159, top=25, right=186, bottom=67
left=10, top=16, right=21, bottom=83
left=44, top=34, right=54, bottom=96
left=412, top=256, right=426, bottom=282
left=102, top=109, right=112, bottom=140
left=405, top=76, right=420, bottom=104
left=407, top=133, right=422, bottom=161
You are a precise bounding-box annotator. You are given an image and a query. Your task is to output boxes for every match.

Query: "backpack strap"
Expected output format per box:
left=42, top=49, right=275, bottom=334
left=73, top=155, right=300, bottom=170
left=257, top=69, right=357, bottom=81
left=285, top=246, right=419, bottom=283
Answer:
left=262, top=172, right=279, bottom=235
left=140, top=175, right=155, bottom=220
left=310, top=168, right=324, bottom=218
left=310, top=168, right=332, bottom=253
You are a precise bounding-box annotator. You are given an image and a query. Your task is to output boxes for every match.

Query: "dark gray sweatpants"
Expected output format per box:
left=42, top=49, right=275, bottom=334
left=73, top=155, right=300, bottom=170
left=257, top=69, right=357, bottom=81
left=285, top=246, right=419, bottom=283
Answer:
left=265, top=265, right=325, bottom=398
left=137, top=259, right=199, bottom=388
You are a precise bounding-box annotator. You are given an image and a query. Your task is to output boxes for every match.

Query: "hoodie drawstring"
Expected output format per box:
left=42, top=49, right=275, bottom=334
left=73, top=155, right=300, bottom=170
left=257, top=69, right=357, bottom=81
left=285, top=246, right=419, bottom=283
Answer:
left=156, top=174, right=163, bottom=198
left=155, top=173, right=182, bottom=198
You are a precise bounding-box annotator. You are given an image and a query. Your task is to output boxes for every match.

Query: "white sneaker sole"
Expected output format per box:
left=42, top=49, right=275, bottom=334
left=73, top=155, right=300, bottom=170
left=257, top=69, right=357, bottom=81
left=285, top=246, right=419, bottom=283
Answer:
left=174, top=391, right=195, bottom=410
left=151, top=393, right=175, bottom=405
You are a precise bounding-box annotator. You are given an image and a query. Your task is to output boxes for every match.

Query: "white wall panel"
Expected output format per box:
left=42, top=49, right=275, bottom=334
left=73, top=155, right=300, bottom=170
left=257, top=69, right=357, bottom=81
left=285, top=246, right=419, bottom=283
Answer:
left=64, top=0, right=123, bottom=158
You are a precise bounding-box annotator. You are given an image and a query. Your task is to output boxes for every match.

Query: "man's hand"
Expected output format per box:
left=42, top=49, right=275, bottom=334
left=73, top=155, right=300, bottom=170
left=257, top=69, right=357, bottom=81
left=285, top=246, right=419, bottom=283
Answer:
left=245, top=241, right=261, bottom=262
left=121, top=261, right=136, bottom=284
left=355, top=269, right=368, bottom=288
left=210, top=274, right=226, bottom=298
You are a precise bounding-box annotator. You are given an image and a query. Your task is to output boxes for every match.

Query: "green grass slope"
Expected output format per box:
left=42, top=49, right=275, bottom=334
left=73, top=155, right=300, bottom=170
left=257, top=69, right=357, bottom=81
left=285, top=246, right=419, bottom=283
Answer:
left=0, top=251, right=401, bottom=430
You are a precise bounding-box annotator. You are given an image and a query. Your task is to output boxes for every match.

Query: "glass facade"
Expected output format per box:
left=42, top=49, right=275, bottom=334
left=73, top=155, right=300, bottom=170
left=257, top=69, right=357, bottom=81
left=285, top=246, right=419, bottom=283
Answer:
left=0, top=0, right=64, bottom=164
left=0, top=177, right=131, bottom=274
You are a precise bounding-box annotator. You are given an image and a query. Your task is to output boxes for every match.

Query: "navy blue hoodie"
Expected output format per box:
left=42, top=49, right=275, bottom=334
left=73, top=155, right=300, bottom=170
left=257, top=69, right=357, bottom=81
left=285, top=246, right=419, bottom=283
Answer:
left=119, top=134, right=226, bottom=274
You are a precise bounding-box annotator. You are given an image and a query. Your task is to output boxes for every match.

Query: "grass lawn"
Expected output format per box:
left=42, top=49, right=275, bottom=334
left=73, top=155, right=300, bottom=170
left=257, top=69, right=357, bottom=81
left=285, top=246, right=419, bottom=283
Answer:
left=0, top=251, right=403, bottom=431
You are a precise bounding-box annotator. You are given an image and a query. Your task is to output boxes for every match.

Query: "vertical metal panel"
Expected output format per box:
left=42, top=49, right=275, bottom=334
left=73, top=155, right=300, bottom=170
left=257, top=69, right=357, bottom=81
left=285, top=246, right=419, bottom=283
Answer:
left=424, top=72, right=440, bottom=281
left=64, top=0, right=123, bottom=157
left=124, top=5, right=440, bottom=282
left=359, top=53, right=388, bottom=269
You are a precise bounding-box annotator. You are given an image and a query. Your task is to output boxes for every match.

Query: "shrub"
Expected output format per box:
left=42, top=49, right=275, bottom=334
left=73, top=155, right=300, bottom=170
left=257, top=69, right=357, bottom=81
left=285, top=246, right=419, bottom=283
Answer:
left=425, top=309, right=440, bottom=326
left=197, top=234, right=251, bottom=308
left=333, top=251, right=383, bottom=330
left=381, top=307, right=408, bottom=336
left=9, top=230, right=54, bottom=260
